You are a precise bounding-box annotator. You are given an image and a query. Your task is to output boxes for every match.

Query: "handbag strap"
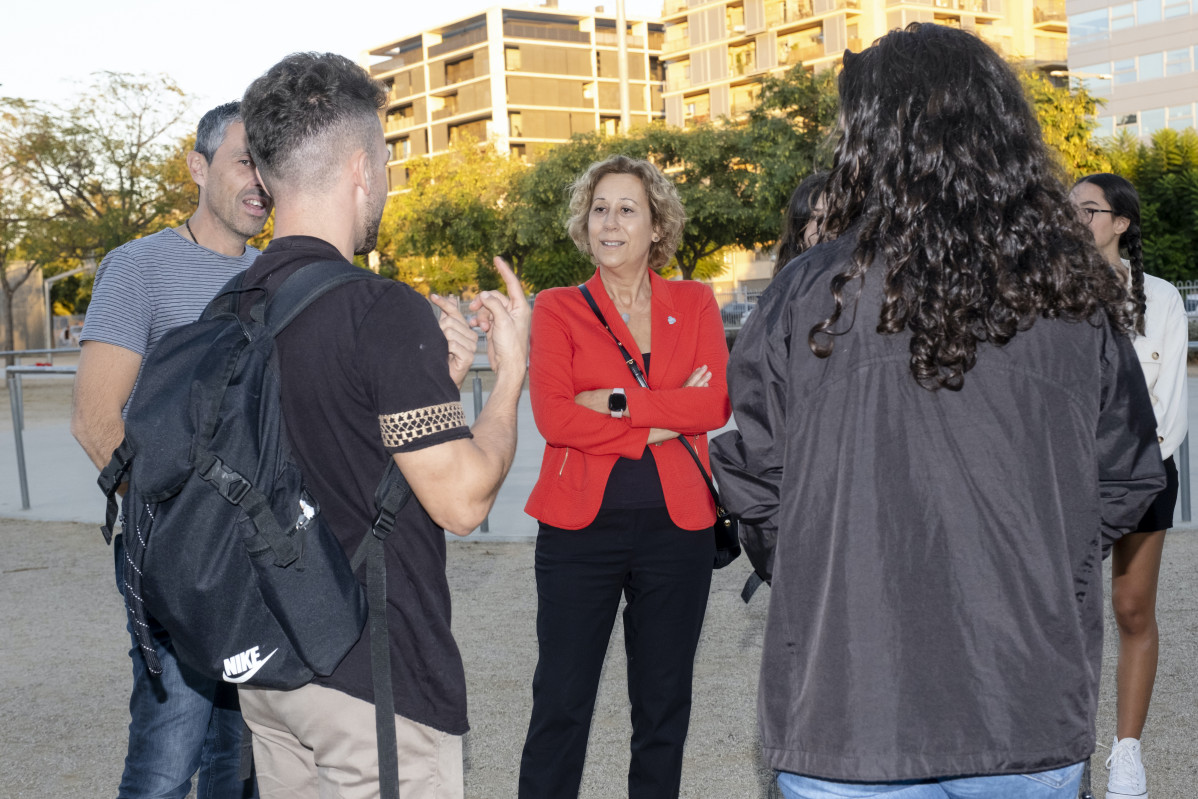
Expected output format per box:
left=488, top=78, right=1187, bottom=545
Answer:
left=577, top=284, right=721, bottom=506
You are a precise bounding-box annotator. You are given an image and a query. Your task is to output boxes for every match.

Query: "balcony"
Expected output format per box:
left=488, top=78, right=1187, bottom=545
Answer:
left=385, top=115, right=419, bottom=133
left=372, top=54, right=411, bottom=75
left=1034, top=36, right=1068, bottom=63
left=502, top=20, right=590, bottom=44
left=1033, top=0, right=1066, bottom=27
left=429, top=25, right=488, bottom=58
left=663, top=31, right=690, bottom=53
left=778, top=41, right=826, bottom=65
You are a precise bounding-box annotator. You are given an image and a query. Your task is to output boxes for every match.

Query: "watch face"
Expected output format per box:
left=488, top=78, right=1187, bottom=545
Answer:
left=608, top=392, right=628, bottom=413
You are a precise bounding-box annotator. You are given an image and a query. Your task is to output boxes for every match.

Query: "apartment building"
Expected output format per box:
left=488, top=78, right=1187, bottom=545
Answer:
left=1068, top=0, right=1198, bottom=137
left=366, top=4, right=666, bottom=190
left=659, top=0, right=1069, bottom=128
left=658, top=0, right=1068, bottom=293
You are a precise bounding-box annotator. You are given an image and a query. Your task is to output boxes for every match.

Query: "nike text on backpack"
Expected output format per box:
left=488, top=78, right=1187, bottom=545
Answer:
left=98, top=261, right=409, bottom=799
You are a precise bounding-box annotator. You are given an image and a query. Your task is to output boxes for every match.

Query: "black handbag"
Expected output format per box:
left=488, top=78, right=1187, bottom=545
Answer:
left=579, top=285, right=741, bottom=570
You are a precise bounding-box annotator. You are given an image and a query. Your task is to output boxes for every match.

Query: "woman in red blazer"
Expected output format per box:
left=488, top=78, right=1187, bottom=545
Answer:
left=518, top=155, right=731, bottom=799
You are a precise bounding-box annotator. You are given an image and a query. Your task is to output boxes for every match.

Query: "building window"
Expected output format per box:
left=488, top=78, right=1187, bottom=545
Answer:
left=511, top=143, right=527, bottom=161
left=505, top=47, right=522, bottom=71
left=509, top=112, right=523, bottom=137
left=1135, top=0, right=1162, bottom=22
left=1164, top=0, right=1191, bottom=17
left=1070, top=9, right=1109, bottom=45
left=1113, top=58, right=1137, bottom=85
left=729, top=42, right=757, bottom=76
left=1115, top=112, right=1140, bottom=137
left=1166, top=48, right=1192, bottom=76
left=1168, top=104, right=1195, bottom=130
left=445, top=57, right=475, bottom=86
left=1138, top=52, right=1164, bottom=81
left=600, top=116, right=620, bottom=136
left=1141, top=108, right=1166, bottom=135
left=1092, top=115, right=1115, bottom=138
left=1110, top=2, right=1136, bottom=29
left=1076, top=63, right=1112, bottom=97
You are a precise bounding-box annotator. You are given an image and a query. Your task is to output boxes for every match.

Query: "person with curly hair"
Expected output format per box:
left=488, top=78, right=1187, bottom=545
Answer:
left=774, top=171, right=829, bottom=276
left=1071, top=173, right=1187, bottom=799
left=711, top=23, right=1166, bottom=799
left=519, top=155, right=731, bottom=798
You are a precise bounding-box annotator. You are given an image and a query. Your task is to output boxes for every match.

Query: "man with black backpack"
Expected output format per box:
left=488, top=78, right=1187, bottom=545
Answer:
left=230, top=52, right=529, bottom=798
left=72, top=101, right=270, bottom=799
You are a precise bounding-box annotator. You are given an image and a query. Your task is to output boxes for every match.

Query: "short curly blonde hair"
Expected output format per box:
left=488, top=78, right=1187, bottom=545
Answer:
left=566, top=155, right=686, bottom=271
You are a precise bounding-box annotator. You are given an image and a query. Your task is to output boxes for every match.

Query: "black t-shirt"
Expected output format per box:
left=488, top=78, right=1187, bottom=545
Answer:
left=242, top=236, right=472, bottom=734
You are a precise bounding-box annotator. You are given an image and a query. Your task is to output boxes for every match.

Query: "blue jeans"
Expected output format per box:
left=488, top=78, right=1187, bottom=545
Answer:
left=777, top=763, right=1085, bottom=799
left=114, top=534, right=257, bottom=799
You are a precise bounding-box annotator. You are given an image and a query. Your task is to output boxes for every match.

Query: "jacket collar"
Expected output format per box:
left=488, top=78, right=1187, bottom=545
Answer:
left=582, top=269, right=679, bottom=389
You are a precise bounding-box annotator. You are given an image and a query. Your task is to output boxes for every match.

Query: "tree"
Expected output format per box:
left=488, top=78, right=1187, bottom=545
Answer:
left=510, top=120, right=792, bottom=289
left=742, top=65, right=839, bottom=241
left=377, top=136, right=526, bottom=294
left=1102, top=128, right=1198, bottom=281
left=1019, top=70, right=1109, bottom=179
left=1, top=72, right=194, bottom=314
left=509, top=133, right=611, bottom=291
left=633, top=123, right=773, bottom=280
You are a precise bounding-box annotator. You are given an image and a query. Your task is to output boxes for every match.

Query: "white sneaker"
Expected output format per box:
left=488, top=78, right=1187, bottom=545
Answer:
left=1105, top=736, right=1148, bottom=799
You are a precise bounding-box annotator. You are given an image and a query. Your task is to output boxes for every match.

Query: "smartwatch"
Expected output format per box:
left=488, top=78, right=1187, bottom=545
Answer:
left=608, top=388, right=627, bottom=419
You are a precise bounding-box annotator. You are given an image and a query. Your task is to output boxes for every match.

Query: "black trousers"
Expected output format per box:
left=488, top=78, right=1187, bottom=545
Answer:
left=518, top=506, right=715, bottom=799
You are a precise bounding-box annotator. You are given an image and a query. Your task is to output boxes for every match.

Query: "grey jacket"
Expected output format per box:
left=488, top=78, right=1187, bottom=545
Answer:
left=711, top=231, right=1165, bottom=782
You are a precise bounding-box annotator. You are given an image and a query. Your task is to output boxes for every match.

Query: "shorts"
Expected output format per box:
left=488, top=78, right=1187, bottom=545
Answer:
left=1135, top=455, right=1177, bottom=533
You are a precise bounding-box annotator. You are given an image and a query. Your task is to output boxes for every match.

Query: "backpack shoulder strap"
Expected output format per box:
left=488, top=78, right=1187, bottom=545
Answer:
left=349, top=460, right=412, bottom=799
left=263, top=260, right=379, bottom=336
left=201, top=271, right=253, bottom=321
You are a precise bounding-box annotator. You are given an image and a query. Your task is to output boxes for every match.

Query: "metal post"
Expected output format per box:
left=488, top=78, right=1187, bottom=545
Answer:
left=473, top=372, right=489, bottom=533
left=8, top=371, right=30, bottom=510
left=1178, top=433, right=1190, bottom=522
left=616, top=0, right=631, bottom=133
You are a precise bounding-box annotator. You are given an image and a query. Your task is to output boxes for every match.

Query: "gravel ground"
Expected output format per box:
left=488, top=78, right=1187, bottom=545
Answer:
left=3, top=520, right=1196, bottom=798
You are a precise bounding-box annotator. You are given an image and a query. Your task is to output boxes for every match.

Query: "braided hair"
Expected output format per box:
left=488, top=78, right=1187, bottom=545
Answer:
left=1074, top=173, right=1146, bottom=335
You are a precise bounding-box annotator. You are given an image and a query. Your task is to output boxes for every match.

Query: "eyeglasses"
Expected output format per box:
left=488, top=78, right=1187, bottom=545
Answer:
left=1075, top=207, right=1116, bottom=224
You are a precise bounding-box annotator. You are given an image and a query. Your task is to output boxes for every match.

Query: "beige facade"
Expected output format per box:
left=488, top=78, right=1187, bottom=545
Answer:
left=660, top=0, right=1069, bottom=129
left=660, top=0, right=1069, bottom=292
left=366, top=5, right=666, bottom=190
left=1067, top=0, right=1198, bottom=137
left=1, top=264, right=48, bottom=352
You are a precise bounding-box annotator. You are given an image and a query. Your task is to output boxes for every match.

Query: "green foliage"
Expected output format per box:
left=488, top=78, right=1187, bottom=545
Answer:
left=1, top=72, right=193, bottom=315
left=509, top=132, right=611, bottom=292
left=743, top=65, right=839, bottom=240
left=1098, top=128, right=1198, bottom=281
left=376, top=135, right=526, bottom=296
left=1019, top=70, right=1109, bottom=179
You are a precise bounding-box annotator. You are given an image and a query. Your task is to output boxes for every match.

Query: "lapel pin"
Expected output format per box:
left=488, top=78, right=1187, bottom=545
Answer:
left=667, top=316, right=677, bottom=325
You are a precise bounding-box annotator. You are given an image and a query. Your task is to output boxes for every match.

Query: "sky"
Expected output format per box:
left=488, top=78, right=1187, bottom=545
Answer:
left=1, top=0, right=663, bottom=113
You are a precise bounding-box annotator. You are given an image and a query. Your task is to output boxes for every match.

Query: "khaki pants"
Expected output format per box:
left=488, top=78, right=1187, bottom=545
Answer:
left=239, top=683, right=463, bottom=799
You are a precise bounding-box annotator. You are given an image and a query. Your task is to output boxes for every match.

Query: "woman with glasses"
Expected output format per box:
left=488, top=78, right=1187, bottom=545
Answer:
left=1070, top=173, right=1188, bottom=799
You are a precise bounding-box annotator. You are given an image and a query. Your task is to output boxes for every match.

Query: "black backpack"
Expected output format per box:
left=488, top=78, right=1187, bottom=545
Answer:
left=98, top=260, right=408, bottom=799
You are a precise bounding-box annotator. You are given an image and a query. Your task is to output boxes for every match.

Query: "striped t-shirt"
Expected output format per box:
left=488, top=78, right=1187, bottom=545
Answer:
left=80, top=227, right=259, bottom=411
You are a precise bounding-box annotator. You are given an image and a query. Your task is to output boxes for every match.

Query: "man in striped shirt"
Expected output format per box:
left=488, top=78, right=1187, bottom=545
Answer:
left=72, top=101, right=272, bottom=799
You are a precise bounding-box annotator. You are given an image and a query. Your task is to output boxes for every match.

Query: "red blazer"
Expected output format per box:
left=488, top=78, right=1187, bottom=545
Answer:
left=524, top=269, right=732, bottom=530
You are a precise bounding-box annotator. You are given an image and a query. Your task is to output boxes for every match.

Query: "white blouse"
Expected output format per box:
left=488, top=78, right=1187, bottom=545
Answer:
left=1128, top=265, right=1189, bottom=460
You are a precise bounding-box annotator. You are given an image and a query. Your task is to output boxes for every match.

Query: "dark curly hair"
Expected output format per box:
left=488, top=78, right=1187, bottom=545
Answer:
left=774, top=171, right=829, bottom=276
left=810, top=23, right=1133, bottom=391
left=1074, top=173, right=1145, bottom=335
